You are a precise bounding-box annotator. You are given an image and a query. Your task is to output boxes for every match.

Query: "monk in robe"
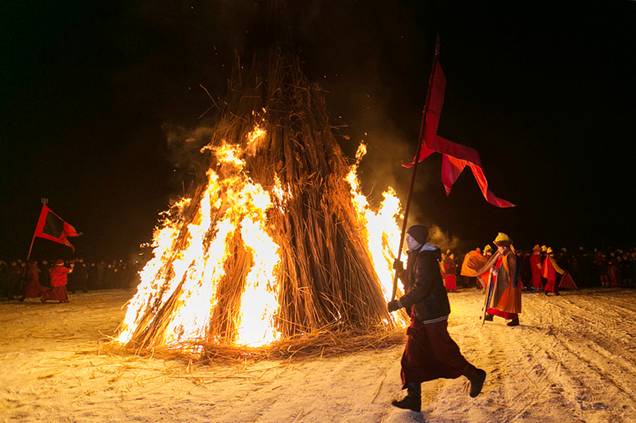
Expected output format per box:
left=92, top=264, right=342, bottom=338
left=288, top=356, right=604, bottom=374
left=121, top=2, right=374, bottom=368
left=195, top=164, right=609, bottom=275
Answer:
left=41, top=259, right=73, bottom=303
left=440, top=251, right=457, bottom=292
left=22, top=261, right=44, bottom=300
left=464, top=232, right=521, bottom=327
left=543, top=247, right=565, bottom=295
left=461, top=248, right=487, bottom=290
left=388, top=224, right=486, bottom=412
left=529, top=245, right=543, bottom=292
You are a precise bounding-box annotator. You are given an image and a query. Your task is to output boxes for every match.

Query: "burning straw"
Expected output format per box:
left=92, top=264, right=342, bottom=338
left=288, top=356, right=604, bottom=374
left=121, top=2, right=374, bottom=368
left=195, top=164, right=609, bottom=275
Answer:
left=114, top=51, right=407, bottom=359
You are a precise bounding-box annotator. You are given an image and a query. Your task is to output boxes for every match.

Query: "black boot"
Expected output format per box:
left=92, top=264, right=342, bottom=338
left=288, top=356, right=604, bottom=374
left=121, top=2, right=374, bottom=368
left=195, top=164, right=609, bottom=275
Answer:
left=466, top=368, right=487, bottom=397
left=483, top=314, right=493, bottom=321
left=392, top=382, right=421, bottom=412
left=507, top=316, right=519, bottom=327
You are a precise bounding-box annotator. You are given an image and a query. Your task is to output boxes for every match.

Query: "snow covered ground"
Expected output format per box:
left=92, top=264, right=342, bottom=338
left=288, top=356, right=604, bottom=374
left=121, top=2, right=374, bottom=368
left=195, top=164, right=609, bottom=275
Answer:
left=1, top=288, right=634, bottom=422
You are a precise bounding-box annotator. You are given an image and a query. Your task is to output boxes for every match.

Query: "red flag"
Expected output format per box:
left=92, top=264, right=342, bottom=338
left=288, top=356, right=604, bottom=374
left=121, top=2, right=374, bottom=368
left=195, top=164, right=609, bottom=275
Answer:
left=405, top=40, right=515, bottom=208
left=33, top=204, right=80, bottom=249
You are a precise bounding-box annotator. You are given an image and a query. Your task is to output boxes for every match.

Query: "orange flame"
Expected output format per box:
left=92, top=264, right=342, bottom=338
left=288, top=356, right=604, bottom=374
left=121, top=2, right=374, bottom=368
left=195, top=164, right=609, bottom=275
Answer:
left=117, top=125, right=405, bottom=352
left=345, top=143, right=407, bottom=326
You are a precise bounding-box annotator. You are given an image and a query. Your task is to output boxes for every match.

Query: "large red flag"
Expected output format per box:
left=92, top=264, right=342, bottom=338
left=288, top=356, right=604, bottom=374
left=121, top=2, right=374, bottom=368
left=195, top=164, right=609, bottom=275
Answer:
left=33, top=204, right=81, bottom=249
left=405, top=42, right=515, bottom=208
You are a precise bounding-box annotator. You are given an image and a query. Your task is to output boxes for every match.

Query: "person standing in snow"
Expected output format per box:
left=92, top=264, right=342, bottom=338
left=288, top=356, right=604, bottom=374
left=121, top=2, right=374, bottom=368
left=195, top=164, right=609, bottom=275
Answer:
left=41, top=259, right=73, bottom=303
left=440, top=250, right=457, bottom=292
left=387, top=224, right=486, bottom=412
left=543, top=247, right=565, bottom=295
left=22, top=260, right=44, bottom=300
left=470, top=232, right=521, bottom=327
left=529, top=245, right=543, bottom=292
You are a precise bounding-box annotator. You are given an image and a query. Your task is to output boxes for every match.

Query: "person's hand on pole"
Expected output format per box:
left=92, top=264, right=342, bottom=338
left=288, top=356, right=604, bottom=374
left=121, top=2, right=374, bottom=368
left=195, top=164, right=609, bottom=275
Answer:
left=387, top=299, right=402, bottom=313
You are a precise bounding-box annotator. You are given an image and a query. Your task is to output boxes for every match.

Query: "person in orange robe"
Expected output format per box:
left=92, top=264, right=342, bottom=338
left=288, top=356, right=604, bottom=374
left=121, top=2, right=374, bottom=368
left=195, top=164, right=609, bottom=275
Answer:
left=41, top=259, right=74, bottom=303
left=543, top=247, right=565, bottom=295
left=466, top=233, right=521, bottom=326
left=461, top=248, right=485, bottom=290
left=478, top=245, right=493, bottom=290
left=529, top=245, right=543, bottom=292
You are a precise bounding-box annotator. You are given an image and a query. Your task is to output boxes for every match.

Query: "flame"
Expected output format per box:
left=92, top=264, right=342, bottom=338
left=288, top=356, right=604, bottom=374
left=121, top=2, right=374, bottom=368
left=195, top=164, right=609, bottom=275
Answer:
left=246, top=124, right=267, bottom=156
left=346, top=143, right=407, bottom=326
left=117, top=124, right=405, bottom=353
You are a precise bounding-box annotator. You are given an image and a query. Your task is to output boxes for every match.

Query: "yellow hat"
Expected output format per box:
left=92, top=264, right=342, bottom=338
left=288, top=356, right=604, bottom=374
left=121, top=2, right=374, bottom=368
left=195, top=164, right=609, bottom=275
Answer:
left=540, top=245, right=547, bottom=252
left=493, top=232, right=512, bottom=246
left=532, top=244, right=541, bottom=252
left=483, top=244, right=493, bottom=253
left=546, top=247, right=553, bottom=254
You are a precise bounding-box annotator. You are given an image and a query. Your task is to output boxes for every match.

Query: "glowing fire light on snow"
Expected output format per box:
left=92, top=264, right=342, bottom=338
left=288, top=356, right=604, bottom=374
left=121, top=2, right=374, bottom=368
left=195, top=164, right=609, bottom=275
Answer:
left=117, top=123, right=405, bottom=352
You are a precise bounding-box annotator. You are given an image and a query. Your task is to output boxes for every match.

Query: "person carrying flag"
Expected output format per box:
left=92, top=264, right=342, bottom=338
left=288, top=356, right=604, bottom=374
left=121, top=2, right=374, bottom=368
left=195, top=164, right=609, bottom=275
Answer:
left=387, top=224, right=486, bottom=412
left=41, top=259, right=73, bottom=303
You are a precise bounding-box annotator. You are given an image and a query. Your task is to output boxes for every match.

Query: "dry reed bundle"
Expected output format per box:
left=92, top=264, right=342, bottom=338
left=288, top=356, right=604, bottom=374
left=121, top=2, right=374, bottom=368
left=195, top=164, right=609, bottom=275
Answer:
left=105, top=327, right=405, bottom=364
left=118, top=50, right=405, bottom=357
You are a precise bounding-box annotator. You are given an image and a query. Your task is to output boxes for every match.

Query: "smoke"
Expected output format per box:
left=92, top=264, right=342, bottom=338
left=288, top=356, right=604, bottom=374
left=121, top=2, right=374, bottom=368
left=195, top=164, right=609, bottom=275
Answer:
left=427, top=224, right=462, bottom=252
left=163, top=123, right=214, bottom=194
left=131, top=0, right=447, bottom=233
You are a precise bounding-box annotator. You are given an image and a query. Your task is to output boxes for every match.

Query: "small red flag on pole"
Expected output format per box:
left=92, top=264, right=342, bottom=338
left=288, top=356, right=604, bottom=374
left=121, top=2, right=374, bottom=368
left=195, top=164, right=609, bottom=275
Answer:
left=27, top=199, right=81, bottom=259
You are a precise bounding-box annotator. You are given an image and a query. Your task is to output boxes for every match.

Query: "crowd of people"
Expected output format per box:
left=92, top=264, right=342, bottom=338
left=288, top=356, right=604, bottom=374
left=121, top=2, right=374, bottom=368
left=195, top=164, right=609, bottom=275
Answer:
left=0, top=258, right=141, bottom=302
left=438, top=245, right=636, bottom=293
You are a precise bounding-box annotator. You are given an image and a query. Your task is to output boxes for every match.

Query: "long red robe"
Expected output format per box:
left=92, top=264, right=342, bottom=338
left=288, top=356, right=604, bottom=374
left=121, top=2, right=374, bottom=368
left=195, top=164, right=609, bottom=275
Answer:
left=543, top=256, right=564, bottom=293
left=401, top=318, right=477, bottom=386
left=559, top=273, right=578, bottom=290
left=23, top=265, right=44, bottom=298
left=441, top=258, right=457, bottom=291
left=42, top=265, right=70, bottom=302
left=529, top=253, right=543, bottom=291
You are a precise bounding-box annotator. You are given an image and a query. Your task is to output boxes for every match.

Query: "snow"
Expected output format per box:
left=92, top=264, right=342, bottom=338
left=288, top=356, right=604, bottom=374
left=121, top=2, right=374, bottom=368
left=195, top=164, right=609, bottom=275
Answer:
left=1, top=289, right=635, bottom=422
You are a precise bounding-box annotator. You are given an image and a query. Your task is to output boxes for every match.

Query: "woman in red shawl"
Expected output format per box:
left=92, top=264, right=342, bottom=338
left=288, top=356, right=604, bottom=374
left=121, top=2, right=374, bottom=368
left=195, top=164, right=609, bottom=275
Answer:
left=41, top=259, right=73, bottom=303
left=22, top=261, right=44, bottom=300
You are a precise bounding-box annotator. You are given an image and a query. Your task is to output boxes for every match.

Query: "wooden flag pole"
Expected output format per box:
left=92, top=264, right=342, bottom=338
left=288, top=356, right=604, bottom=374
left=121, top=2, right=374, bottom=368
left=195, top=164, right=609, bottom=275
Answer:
left=391, top=35, right=440, bottom=301
left=26, top=198, right=48, bottom=261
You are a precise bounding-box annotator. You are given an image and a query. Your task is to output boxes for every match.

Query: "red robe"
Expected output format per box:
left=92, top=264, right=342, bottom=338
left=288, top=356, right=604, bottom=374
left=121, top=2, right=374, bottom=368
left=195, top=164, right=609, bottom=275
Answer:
left=485, top=252, right=521, bottom=317
left=529, top=253, right=543, bottom=291
left=543, top=256, right=564, bottom=293
left=42, top=265, right=70, bottom=302
left=441, top=258, right=457, bottom=291
left=23, top=265, right=44, bottom=298
left=559, top=273, right=578, bottom=290
left=607, top=263, right=619, bottom=287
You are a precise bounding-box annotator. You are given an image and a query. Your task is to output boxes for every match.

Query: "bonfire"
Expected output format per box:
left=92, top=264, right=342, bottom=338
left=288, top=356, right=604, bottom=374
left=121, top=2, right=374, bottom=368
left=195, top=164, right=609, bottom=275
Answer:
left=115, top=52, right=408, bottom=359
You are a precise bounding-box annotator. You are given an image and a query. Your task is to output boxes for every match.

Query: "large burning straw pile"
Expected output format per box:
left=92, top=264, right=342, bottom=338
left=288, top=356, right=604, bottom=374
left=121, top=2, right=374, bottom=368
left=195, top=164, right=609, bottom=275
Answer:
left=115, top=53, right=407, bottom=359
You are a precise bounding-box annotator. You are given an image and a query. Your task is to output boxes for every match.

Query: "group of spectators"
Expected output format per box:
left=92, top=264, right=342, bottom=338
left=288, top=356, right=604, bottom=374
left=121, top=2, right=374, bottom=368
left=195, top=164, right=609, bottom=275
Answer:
left=0, top=258, right=141, bottom=301
left=438, top=245, right=636, bottom=291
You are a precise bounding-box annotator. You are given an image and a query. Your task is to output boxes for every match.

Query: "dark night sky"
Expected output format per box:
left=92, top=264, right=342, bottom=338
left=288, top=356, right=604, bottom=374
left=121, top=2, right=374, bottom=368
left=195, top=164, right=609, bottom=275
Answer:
left=2, top=1, right=635, bottom=259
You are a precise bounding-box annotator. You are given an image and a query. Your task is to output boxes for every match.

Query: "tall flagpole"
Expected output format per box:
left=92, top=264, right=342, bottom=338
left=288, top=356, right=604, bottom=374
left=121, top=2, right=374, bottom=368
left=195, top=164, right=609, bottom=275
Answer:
left=391, top=35, right=441, bottom=301
left=26, top=198, right=48, bottom=261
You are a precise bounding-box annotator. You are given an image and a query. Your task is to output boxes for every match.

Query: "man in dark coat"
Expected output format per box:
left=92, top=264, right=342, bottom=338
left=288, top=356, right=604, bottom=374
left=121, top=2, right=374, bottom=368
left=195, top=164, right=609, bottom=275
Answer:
left=388, top=224, right=486, bottom=412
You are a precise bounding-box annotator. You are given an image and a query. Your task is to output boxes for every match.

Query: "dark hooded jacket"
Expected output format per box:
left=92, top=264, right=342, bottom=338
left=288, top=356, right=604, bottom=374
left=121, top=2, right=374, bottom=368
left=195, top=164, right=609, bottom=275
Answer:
left=398, top=246, right=451, bottom=322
